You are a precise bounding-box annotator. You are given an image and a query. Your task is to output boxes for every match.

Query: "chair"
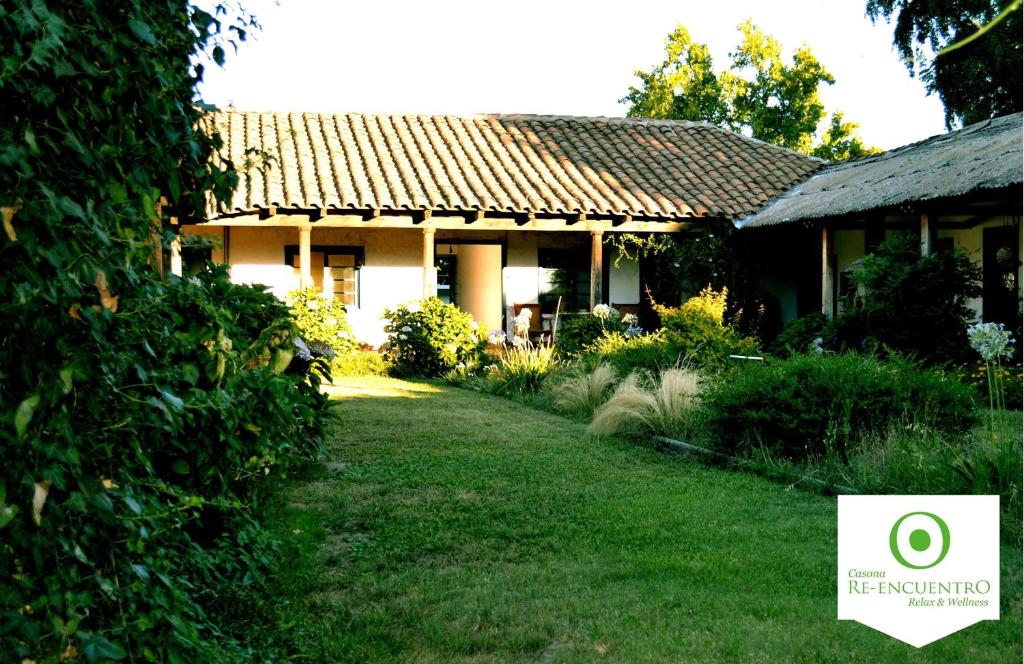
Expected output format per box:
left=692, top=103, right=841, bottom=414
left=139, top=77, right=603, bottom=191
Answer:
left=510, top=303, right=547, bottom=343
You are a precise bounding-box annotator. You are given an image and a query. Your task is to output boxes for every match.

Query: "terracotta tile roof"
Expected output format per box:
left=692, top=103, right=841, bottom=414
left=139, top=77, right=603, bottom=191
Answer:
left=742, top=112, right=1024, bottom=228
left=207, top=110, right=823, bottom=221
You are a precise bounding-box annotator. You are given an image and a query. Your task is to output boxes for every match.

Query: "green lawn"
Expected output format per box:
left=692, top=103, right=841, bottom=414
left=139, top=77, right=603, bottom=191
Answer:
left=264, top=377, right=1022, bottom=662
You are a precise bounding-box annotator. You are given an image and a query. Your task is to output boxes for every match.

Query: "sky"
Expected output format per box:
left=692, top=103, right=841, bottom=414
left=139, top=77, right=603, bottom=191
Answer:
left=197, top=0, right=950, bottom=150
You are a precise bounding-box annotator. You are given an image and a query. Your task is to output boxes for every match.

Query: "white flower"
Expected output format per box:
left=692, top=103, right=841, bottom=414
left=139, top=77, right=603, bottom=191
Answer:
left=398, top=334, right=407, bottom=340
left=512, top=335, right=526, bottom=348
left=401, top=325, right=413, bottom=332
left=470, top=321, right=479, bottom=331
left=326, top=317, right=338, bottom=327
left=306, top=300, right=319, bottom=310
left=967, top=322, right=1015, bottom=363
left=621, top=313, right=639, bottom=327
left=591, top=304, right=618, bottom=320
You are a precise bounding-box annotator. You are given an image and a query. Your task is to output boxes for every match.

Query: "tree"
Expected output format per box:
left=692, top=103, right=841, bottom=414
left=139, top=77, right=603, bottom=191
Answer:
left=811, top=111, right=877, bottom=161
left=623, top=21, right=877, bottom=157
left=866, top=0, right=1023, bottom=128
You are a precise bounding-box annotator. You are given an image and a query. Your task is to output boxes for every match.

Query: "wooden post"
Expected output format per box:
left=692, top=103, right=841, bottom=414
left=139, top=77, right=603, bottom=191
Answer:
left=298, top=225, right=312, bottom=289
left=422, top=227, right=436, bottom=299
left=169, top=226, right=182, bottom=277
left=590, top=230, right=604, bottom=310
left=821, top=223, right=834, bottom=317
left=151, top=197, right=166, bottom=276
left=920, top=211, right=933, bottom=256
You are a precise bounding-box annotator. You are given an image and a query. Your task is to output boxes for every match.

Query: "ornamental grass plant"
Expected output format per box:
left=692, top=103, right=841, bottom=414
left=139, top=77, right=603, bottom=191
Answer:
left=588, top=368, right=702, bottom=438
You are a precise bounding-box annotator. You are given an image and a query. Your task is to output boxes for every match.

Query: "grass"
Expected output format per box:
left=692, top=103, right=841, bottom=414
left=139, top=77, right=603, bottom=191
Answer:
left=263, top=376, right=1022, bottom=662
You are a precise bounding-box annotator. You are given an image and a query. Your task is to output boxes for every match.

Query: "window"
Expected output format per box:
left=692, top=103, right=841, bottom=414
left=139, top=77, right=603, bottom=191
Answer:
left=284, top=245, right=364, bottom=306
left=538, top=248, right=589, bottom=313
left=436, top=255, right=457, bottom=305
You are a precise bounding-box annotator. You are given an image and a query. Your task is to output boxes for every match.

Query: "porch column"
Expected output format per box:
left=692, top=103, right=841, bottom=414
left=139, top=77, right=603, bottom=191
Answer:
left=590, top=230, right=603, bottom=310
left=920, top=211, right=933, bottom=256
left=821, top=223, right=835, bottom=317
left=298, top=225, right=312, bottom=289
left=169, top=226, right=183, bottom=277
left=422, top=227, right=436, bottom=299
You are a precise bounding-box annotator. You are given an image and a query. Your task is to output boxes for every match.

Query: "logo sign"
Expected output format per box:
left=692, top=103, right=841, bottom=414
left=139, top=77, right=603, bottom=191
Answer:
left=838, top=495, right=999, bottom=647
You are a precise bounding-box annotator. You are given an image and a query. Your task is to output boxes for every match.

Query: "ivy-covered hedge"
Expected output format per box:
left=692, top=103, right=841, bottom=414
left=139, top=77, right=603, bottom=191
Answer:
left=1, top=3, right=331, bottom=661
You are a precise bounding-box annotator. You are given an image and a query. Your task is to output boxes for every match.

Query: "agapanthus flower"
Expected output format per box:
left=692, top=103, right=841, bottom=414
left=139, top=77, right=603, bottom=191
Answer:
left=967, top=322, right=1015, bottom=363
left=591, top=304, right=619, bottom=320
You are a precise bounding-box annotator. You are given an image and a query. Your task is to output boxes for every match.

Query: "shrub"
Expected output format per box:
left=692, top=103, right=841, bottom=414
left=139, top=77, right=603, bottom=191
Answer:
left=655, top=286, right=759, bottom=372
left=486, top=344, right=559, bottom=395
left=584, top=330, right=681, bottom=375
left=383, top=297, right=485, bottom=377
left=288, top=287, right=357, bottom=354
left=768, top=313, right=827, bottom=357
left=556, top=308, right=626, bottom=356
left=827, top=235, right=982, bottom=364
left=0, top=2, right=337, bottom=658
left=588, top=369, right=702, bottom=439
left=703, top=352, right=978, bottom=462
left=333, top=350, right=391, bottom=377
left=1, top=267, right=331, bottom=661
left=551, top=364, right=617, bottom=417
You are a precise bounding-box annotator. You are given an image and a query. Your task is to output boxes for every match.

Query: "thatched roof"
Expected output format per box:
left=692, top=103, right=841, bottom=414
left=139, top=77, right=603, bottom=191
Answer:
left=741, top=112, right=1023, bottom=228
left=206, top=110, right=822, bottom=222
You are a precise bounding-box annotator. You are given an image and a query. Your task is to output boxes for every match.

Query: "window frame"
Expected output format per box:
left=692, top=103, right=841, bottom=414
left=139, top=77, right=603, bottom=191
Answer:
left=283, top=245, right=365, bottom=307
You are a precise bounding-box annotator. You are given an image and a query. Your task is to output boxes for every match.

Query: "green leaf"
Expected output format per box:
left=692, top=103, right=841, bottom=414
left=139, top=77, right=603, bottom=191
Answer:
left=160, top=389, right=184, bottom=412
left=79, top=632, right=127, bottom=661
left=59, top=367, right=74, bottom=394
left=171, top=460, right=190, bottom=474
left=0, top=504, right=17, bottom=529
left=15, top=394, right=40, bottom=439
left=181, top=363, right=200, bottom=386
left=128, top=19, right=157, bottom=46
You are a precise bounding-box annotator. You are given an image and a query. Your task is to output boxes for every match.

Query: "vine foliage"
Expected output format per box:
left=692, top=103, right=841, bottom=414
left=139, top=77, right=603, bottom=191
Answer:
left=2, top=2, right=330, bottom=661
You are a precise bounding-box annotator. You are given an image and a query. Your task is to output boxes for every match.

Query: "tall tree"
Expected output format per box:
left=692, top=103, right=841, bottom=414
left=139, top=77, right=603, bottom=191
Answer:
left=866, top=0, right=1022, bottom=128
left=623, top=21, right=876, bottom=159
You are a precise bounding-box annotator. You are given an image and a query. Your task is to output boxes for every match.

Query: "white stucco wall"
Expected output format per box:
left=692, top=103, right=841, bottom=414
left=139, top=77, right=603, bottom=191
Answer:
left=192, top=225, right=644, bottom=346
left=609, top=254, right=640, bottom=306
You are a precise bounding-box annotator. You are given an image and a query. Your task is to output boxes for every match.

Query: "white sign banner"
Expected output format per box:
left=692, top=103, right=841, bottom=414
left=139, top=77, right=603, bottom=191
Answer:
left=837, top=495, right=1000, bottom=648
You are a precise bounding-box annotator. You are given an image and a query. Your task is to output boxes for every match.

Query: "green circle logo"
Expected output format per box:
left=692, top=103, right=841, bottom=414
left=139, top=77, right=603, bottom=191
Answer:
left=889, top=512, right=950, bottom=569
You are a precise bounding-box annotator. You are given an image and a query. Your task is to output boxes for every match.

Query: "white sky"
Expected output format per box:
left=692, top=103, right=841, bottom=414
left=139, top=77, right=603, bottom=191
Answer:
left=197, top=0, right=949, bottom=150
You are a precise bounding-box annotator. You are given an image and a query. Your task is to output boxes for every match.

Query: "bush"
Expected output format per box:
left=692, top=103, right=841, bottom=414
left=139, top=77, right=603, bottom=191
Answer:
left=1, top=267, right=330, bottom=661
left=703, top=352, right=978, bottom=462
left=551, top=364, right=617, bottom=417
left=556, top=308, right=626, bottom=356
left=485, top=344, right=559, bottom=395
left=584, top=330, right=680, bottom=375
left=768, top=313, right=826, bottom=357
left=383, top=297, right=485, bottom=377
left=655, top=287, right=759, bottom=372
left=588, top=369, right=702, bottom=439
left=827, top=235, right=982, bottom=364
left=288, top=287, right=357, bottom=355
left=332, top=350, right=392, bottom=377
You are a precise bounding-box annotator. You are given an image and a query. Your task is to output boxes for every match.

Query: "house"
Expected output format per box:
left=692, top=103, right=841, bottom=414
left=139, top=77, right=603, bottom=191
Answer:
left=741, top=112, right=1023, bottom=331
left=177, top=111, right=819, bottom=344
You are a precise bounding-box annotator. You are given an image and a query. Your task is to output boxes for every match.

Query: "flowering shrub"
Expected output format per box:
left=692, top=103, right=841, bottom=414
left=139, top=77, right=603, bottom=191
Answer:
left=383, top=297, right=485, bottom=377
left=287, top=288, right=357, bottom=354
